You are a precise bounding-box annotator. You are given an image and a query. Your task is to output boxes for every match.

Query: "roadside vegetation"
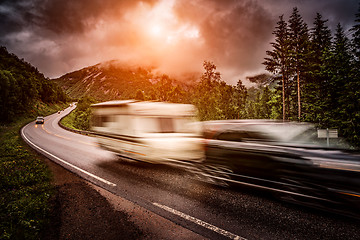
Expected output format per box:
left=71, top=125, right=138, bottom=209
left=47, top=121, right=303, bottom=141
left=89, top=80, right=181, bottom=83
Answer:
left=60, top=96, right=96, bottom=131
left=0, top=47, right=68, bottom=123
left=0, top=46, right=70, bottom=239
left=0, top=102, right=68, bottom=240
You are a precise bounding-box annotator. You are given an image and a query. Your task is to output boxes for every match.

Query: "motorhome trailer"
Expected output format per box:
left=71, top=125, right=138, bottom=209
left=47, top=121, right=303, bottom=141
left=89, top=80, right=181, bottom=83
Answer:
left=90, top=100, right=204, bottom=164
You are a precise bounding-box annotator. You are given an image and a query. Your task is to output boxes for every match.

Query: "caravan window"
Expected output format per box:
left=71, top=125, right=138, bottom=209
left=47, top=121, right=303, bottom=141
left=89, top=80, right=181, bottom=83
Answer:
left=134, top=117, right=174, bottom=133
left=158, top=118, right=175, bottom=133
left=134, top=116, right=194, bottom=134
left=92, top=115, right=108, bottom=127
left=134, top=117, right=175, bottom=133
left=92, top=115, right=116, bottom=128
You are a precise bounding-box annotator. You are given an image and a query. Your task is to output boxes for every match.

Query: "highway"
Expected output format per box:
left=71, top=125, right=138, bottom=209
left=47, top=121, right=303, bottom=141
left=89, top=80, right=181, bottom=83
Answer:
left=21, top=106, right=360, bottom=240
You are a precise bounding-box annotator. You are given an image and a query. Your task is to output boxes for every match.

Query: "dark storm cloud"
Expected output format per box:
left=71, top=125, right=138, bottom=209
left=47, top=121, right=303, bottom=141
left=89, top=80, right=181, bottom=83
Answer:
left=261, top=0, right=359, bottom=31
left=0, top=0, right=33, bottom=36
left=0, top=0, right=157, bottom=77
left=0, top=0, right=156, bottom=36
left=35, top=0, right=158, bottom=34
left=0, top=0, right=359, bottom=84
left=174, top=0, right=359, bottom=84
left=34, top=0, right=104, bottom=34
left=173, top=0, right=276, bottom=83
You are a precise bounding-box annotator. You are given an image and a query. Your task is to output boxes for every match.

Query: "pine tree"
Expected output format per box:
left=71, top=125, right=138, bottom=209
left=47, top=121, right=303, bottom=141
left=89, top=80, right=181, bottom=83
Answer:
left=259, top=86, right=271, bottom=118
left=235, top=79, right=248, bottom=118
left=192, top=61, right=223, bottom=120
left=320, top=24, right=354, bottom=141
left=263, top=15, right=290, bottom=120
left=304, top=13, right=332, bottom=123
left=351, top=3, right=360, bottom=65
left=349, top=4, right=360, bottom=146
left=288, top=7, right=310, bottom=120
left=332, top=24, right=352, bottom=103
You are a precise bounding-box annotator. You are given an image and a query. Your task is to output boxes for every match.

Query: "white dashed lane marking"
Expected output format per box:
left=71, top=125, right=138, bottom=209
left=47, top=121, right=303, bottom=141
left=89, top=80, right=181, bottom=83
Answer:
left=153, top=202, right=246, bottom=240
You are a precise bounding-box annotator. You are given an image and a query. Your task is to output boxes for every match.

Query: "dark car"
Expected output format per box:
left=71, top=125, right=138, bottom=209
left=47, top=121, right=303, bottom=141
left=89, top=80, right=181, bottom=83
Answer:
left=35, top=116, right=44, bottom=124
left=200, top=120, right=360, bottom=218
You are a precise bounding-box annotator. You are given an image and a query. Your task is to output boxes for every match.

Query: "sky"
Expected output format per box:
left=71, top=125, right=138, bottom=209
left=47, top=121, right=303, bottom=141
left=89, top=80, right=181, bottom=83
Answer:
left=0, top=0, right=359, bottom=85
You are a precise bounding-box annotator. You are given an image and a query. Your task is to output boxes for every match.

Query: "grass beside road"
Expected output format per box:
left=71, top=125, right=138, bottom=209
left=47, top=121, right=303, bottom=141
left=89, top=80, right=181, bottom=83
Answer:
left=60, top=96, right=95, bottom=132
left=59, top=109, right=79, bottom=131
left=0, top=102, right=68, bottom=240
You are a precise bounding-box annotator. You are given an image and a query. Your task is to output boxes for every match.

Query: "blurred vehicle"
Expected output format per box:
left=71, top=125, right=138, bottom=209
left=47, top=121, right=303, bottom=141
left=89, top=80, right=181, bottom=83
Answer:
left=35, top=116, right=44, bottom=124
left=200, top=120, right=360, bottom=218
left=90, top=100, right=204, bottom=164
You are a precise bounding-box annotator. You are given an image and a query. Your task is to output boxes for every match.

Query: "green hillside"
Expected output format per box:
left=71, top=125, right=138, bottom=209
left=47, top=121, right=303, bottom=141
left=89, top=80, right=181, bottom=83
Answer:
left=0, top=46, right=69, bottom=239
left=53, top=60, right=196, bottom=102
left=0, top=46, right=68, bottom=122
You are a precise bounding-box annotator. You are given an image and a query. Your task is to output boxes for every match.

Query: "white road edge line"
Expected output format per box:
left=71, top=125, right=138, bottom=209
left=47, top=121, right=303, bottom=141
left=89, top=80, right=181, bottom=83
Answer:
left=21, top=126, right=117, bottom=187
left=153, top=202, right=246, bottom=240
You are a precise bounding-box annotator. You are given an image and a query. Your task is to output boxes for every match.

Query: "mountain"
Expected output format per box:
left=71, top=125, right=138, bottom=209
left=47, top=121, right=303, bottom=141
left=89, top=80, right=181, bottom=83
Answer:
left=0, top=46, right=67, bottom=122
left=53, top=60, right=199, bottom=101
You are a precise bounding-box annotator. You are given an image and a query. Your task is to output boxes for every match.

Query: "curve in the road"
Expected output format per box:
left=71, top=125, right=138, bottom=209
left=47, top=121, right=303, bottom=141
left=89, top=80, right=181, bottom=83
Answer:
left=21, top=106, right=248, bottom=240
left=21, top=106, right=360, bottom=240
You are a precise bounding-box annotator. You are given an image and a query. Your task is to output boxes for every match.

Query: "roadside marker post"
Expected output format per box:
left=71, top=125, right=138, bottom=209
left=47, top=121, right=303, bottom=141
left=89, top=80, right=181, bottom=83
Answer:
left=317, top=128, right=338, bottom=147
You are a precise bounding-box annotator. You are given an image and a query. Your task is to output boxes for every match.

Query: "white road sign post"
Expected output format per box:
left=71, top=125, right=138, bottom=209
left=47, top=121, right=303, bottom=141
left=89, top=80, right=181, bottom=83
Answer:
left=317, top=128, right=338, bottom=147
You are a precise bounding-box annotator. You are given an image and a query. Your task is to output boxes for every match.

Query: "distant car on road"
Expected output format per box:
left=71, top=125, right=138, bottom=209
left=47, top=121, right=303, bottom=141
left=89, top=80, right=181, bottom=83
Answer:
left=200, top=119, right=360, bottom=218
left=35, top=116, right=44, bottom=124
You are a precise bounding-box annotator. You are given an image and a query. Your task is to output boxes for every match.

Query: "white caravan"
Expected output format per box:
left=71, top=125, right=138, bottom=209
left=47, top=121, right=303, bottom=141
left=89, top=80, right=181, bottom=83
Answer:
left=90, top=100, right=204, bottom=164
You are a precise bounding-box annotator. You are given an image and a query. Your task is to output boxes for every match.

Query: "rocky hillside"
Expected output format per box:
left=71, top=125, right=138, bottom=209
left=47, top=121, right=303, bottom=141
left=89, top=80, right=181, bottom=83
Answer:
left=53, top=60, right=199, bottom=101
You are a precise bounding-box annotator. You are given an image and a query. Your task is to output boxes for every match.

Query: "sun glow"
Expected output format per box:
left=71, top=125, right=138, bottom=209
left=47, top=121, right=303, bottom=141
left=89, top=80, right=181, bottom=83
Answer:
left=149, top=24, right=163, bottom=36
left=92, top=0, right=205, bottom=77
left=139, top=0, right=200, bottom=44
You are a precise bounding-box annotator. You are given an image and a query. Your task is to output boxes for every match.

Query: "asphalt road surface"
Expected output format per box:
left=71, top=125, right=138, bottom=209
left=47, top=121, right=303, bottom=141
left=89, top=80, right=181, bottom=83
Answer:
left=21, top=106, right=360, bottom=240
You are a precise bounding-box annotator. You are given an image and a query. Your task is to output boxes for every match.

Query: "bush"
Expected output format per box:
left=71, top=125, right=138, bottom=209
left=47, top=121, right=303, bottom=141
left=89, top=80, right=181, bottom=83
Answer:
left=68, top=96, right=96, bottom=131
left=74, top=109, right=92, bottom=130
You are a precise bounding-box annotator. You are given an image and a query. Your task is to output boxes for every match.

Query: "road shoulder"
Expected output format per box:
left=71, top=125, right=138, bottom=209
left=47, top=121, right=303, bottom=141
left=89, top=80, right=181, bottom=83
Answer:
left=42, top=157, right=205, bottom=240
